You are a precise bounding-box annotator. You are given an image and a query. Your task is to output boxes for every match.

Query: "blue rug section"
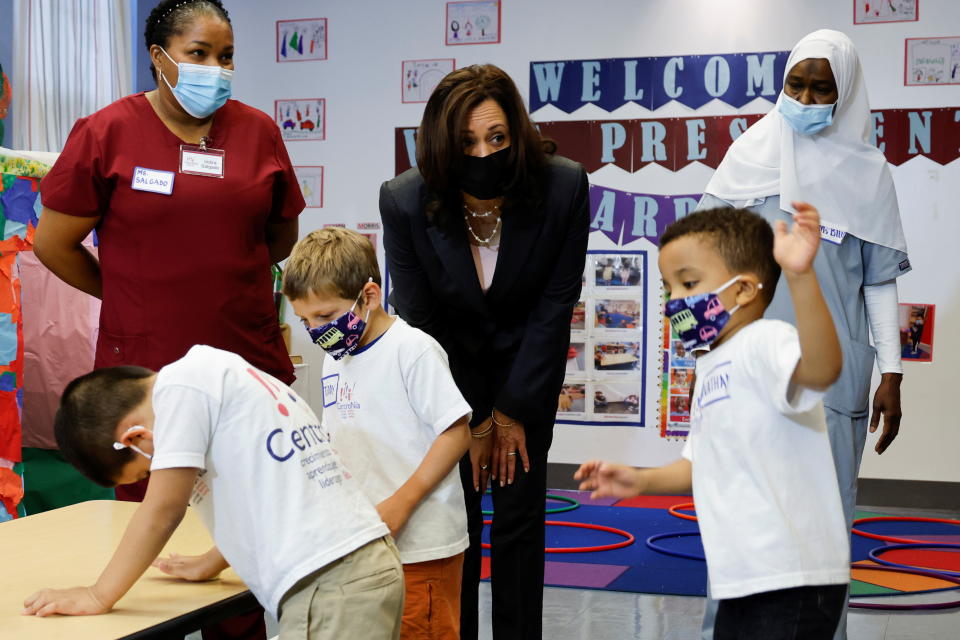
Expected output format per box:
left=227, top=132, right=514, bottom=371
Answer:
left=481, top=494, right=708, bottom=596
left=480, top=495, right=959, bottom=596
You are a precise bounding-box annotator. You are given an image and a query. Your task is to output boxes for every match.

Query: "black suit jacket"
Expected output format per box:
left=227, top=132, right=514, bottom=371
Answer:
left=379, top=155, right=589, bottom=434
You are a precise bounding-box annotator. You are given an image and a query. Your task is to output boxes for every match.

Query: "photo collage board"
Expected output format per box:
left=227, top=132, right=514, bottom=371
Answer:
left=557, top=250, right=648, bottom=427
left=660, top=320, right=695, bottom=439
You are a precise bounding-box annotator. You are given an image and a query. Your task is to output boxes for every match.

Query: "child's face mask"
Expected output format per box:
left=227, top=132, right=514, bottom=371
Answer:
left=306, top=285, right=370, bottom=360
left=664, top=275, right=758, bottom=350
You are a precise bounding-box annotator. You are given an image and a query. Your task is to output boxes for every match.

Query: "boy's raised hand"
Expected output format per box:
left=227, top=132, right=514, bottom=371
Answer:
left=23, top=586, right=109, bottom=617
left=773, top=201, right=821, bottom=275
left=574, top=461, right=645, bottom=499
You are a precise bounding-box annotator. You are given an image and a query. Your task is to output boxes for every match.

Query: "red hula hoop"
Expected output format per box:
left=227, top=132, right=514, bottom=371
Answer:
left=852, top=516, right=960, bottom=545
left=668, top=502, right=698, bottom=522
left=481, top=520, right=635, bottom=553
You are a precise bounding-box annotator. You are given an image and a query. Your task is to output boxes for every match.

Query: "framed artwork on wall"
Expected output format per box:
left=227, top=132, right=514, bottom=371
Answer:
left=293, top=166, right=323, bottom=208
left=445, top=0, right=500, bottom=46
left=275, top=99, right=326, bottom=141
left=277, top=18, right=327, bottom=62
left=402, top=59, right=456, bottom=103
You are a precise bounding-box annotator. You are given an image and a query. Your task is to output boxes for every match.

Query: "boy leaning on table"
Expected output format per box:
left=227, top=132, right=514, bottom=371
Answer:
left=22, top=345, right=405, bottom=640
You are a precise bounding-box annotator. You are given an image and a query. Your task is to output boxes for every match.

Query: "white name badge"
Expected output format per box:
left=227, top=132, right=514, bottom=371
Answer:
left=819, top=223, right=847, bottom=245
left=131, top=167, right=175, bottom=195
left=179, top=145, right=225, bottom=178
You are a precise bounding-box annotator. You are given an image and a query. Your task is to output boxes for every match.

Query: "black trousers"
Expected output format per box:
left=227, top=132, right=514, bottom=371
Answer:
left=459, top=428, right=553, bottom=640
left=714, top=584, right=847, bottom=640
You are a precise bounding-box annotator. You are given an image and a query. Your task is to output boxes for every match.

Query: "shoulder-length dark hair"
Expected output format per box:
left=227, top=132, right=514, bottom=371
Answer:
left=416, top=64, right=554, bottom=231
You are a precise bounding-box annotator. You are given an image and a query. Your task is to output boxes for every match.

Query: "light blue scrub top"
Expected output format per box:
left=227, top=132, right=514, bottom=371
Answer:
left=697, top=194, right=911, bottom=417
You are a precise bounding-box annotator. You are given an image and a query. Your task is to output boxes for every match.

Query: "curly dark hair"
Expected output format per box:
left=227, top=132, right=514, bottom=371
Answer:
left=659, top=207, right=781, bottom=304
left=416, top=64, right=555, bottom=234
left=144, top=0, right=231, bottom=83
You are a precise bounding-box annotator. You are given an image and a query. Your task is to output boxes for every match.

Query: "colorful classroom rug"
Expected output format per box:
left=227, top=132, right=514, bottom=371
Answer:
left=479, top=491, right=960, bottom=599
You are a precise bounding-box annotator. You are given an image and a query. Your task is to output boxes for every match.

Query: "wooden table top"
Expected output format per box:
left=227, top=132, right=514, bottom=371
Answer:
left=1, top=500, right=253, bottom=639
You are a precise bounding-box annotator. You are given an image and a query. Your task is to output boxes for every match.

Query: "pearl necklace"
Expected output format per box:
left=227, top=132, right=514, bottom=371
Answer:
left=463, top=203, right=500, bottom=218
left=463, top=213, right=501, bottom=246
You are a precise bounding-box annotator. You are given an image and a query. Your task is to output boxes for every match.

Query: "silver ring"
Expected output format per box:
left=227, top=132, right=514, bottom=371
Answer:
left=480, top=465, right=488, bottom=469
left=507, top=452, right=517, bottom=456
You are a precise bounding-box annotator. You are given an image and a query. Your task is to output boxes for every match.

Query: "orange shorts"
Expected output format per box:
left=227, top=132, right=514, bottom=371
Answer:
left=400, top=552, right=464, bottom=640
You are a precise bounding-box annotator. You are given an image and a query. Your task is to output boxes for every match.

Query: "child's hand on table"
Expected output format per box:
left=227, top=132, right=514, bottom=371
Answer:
left=574, top=461, right=646, bottom=499
left=22, top=585, right=110, bottom=617
left=152, top=550, right=225, bottom=582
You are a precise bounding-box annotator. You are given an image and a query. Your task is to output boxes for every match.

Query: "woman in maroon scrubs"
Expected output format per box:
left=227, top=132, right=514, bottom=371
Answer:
left=37, top=0, right=302, bottom=436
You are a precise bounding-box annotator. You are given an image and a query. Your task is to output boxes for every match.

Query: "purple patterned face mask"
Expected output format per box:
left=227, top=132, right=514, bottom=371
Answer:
left=664, top=275, right=755, bottom=350
left=306, top=285, right=370, bottom=360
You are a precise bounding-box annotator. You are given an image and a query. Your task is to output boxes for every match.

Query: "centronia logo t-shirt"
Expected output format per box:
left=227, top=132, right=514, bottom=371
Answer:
left=150, top=345, right=387, bottom=618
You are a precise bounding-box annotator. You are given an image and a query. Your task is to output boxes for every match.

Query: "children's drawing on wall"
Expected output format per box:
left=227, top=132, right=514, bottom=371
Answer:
left=402, top=59, right=456, bottom=103
left=277, top=18, right=327, bottom=62
left=446, top=0, right=500, bottom=45
left=276, top=99, right=326, bottom=141
left=293, top=166, right=323, bottom=208
left=854, top=0, right=918, bottom=24
left=905, top=37, right=960, bottom=85
left=899, top=303, right=935, bottom=362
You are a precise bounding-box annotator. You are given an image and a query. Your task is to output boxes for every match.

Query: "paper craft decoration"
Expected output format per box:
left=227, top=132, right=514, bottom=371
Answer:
left=277, top=18, right=327, bottom=62
left=396, top=107, right=960, bottom=176
left=529, top=51, right=790, bottom=112
left=588, top=187, right=701, bottom=247
left=855, top=0, right=918, bottom=24
left=905, top=37, right=960, bottom=86
left=402, top=59, right=456, bottom=103
left=446, top=0, right=500, bottom=45
left=0, top=156, right=46, bottom=519
left=293, top=166, right=324, bottom=208
left=276, top=99, right=326, bottom=141
left=899, top=303, right=935, bottom=362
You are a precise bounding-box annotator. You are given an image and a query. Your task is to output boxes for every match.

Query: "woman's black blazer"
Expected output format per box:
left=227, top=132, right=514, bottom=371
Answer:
left=379, top=155, right=589, bottom=434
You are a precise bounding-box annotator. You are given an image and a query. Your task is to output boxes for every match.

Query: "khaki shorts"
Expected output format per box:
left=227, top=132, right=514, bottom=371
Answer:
left=279, top=536, right=404, bottom=640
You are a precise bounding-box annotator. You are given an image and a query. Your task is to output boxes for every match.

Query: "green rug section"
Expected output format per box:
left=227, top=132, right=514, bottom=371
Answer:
left=851, top=580, right=900, bottom=596
left=21, top=447, right=113, bottom=515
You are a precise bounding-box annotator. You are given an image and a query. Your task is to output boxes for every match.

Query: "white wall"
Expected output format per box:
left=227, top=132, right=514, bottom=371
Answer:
left=227, top=0, right=960, bottom=483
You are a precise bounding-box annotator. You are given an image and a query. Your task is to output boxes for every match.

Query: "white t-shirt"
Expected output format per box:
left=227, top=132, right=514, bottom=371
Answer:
left=150, top=345, right=388, bottom=617
left=681, top=320, right=849, bottom=599
left=321, top=318, right=471, bottom=564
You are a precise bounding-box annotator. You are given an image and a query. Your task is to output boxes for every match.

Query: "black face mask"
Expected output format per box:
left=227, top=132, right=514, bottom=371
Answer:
left=458, top=147, right=510, bottom=199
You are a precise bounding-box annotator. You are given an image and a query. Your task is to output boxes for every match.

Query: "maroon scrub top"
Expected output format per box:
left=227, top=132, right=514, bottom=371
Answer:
left=40, top=93, right=303, bottom=383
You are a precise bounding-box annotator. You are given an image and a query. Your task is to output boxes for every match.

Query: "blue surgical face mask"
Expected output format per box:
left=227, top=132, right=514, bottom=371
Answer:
left=664, top=275, right=758, bottom=351
left=160, top=48, right=233, bottom=119
left=306, top=285, right=370, bottom=360
left=112, top=426, right=152, bottom=460
left=778, top=93, right=835, bottom=135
